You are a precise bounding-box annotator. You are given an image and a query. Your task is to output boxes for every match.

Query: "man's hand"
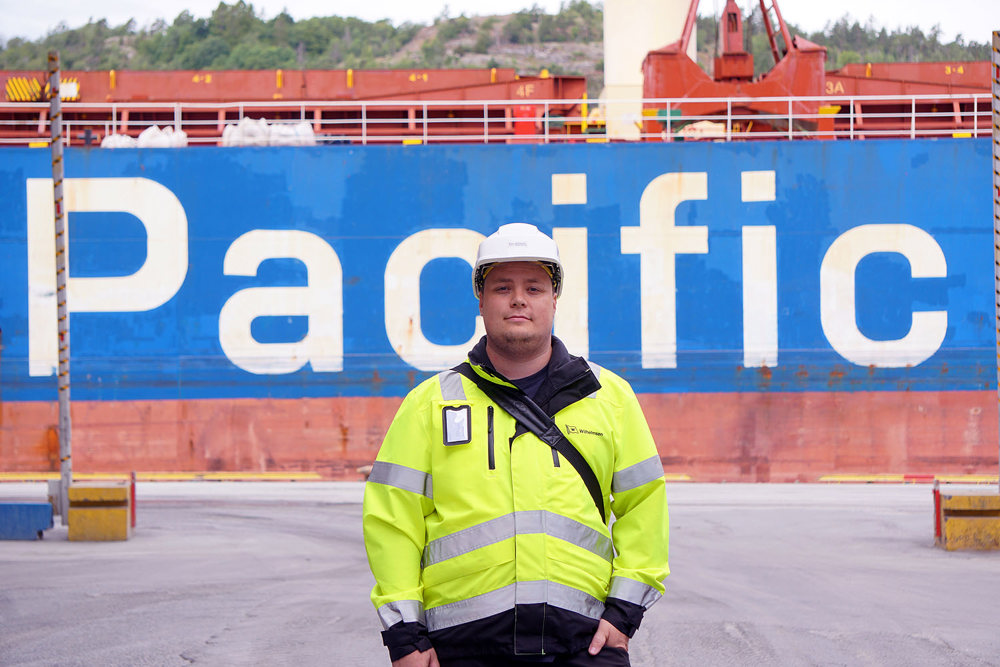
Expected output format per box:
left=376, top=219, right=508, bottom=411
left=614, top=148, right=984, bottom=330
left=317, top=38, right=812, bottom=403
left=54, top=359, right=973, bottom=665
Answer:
left=588, top=618, right=629, bottom=655
left=392, top=647, right=440, bottom=667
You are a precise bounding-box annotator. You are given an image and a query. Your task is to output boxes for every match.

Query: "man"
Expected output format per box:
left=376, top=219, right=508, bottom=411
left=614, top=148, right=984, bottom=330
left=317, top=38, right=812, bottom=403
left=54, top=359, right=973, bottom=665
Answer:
left=363, top=223, right=669, bottom=666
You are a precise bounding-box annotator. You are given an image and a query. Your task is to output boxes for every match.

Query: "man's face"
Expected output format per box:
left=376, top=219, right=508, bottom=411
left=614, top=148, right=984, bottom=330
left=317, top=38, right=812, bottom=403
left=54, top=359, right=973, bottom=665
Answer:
left=479, top=261, right=557, bottom=359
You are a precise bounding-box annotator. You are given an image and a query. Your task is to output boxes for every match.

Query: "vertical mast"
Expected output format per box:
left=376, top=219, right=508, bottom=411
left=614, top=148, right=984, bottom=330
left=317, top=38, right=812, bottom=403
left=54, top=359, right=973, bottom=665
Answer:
left=48, top=50, right=72, bottom=524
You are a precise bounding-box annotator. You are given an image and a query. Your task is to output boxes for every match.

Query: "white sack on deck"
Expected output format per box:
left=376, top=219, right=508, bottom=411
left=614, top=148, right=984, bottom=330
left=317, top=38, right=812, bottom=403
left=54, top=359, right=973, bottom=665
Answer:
left=222, top=117, right=316, bottom=146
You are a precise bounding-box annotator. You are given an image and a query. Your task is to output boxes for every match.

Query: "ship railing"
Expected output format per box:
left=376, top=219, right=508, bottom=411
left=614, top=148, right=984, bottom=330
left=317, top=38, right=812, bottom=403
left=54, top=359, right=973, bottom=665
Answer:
left=0, top=93, right=990, bottom=146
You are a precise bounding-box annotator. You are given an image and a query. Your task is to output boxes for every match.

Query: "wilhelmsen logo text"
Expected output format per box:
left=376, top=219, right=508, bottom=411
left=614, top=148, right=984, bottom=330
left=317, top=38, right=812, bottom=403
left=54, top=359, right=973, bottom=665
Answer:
left=565, top=425, right=604, bottom=437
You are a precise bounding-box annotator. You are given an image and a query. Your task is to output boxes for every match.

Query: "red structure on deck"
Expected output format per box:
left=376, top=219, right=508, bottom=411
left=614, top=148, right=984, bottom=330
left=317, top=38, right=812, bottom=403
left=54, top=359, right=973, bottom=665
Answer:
left=1, top=67, right=586, bottom=145
left=641, top=0, right=989, bottom=139
left=642, top=0, right=827, bottom=136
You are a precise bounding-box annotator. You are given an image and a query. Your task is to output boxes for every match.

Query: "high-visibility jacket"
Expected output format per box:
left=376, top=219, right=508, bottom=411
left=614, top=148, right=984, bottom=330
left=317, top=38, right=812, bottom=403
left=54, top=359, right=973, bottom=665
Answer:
left=363, top=337, right=669, bottom=661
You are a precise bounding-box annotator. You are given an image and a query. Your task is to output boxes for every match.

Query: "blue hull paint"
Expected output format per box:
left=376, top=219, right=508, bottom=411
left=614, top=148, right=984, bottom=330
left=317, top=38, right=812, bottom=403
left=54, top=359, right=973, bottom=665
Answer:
left=0, top=139, right=992, bottom=402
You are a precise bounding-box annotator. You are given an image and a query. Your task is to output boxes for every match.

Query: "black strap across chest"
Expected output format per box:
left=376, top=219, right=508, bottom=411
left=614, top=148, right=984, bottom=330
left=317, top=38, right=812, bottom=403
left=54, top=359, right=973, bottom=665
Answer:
left=453, top=362, right=606, bottom=524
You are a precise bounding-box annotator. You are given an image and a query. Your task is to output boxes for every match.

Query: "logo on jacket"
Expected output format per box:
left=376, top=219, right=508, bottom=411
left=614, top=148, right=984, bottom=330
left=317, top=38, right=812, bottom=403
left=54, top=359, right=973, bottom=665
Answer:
left=565, top=424, right=604, bottom=437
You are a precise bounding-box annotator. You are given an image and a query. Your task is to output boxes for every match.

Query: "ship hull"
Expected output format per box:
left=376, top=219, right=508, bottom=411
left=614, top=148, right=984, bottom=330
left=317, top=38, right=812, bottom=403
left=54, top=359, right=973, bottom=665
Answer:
left=1, top=139, right=996, bottom=480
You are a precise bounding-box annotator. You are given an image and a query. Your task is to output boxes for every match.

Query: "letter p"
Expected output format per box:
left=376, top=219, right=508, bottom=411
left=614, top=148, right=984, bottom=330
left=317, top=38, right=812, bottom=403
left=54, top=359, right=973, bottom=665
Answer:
left=27, top=177, right=188, bottom=376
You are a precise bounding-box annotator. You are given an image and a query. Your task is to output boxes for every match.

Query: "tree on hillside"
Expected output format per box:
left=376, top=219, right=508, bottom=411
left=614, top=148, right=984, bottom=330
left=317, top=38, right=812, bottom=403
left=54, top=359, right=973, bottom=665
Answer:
left=0, top=1, right=987, bottom=73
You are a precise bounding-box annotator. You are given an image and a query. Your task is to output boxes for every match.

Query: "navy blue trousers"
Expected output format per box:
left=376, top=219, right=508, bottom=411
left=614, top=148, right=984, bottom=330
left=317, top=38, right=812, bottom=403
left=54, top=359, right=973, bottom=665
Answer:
left=440, top=646, right=630, bottom=667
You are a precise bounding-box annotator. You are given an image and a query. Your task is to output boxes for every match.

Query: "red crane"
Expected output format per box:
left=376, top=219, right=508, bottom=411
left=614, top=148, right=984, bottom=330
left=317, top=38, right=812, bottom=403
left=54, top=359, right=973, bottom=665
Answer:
left=641, top=0, right=988, bottom=139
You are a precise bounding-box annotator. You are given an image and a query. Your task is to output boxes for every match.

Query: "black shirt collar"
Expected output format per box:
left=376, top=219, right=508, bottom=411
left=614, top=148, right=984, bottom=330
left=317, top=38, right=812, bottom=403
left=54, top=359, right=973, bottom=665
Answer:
left=467, top=336, right=601, bottom=415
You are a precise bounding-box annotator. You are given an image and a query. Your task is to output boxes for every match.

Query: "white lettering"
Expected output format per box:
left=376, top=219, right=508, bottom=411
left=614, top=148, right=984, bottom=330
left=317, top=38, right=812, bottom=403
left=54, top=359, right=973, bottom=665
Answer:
left=820, top=223, right=947, bottom=367
left=552, top=227, right=589, bottom=358
left=551, top=173, right=588, bottom=205
left=27, top=177, right=188, bottom=376
left=620, top=172, right=708, bottom=368
left=219, top=230, right=343, bottom=374
left=742, top=226, right=778, bottom=368
left=385, top=228, right=486, bottom=371
left=740, top=170, right=776, bottom=202
left=741, top=170, right=778, bottom=368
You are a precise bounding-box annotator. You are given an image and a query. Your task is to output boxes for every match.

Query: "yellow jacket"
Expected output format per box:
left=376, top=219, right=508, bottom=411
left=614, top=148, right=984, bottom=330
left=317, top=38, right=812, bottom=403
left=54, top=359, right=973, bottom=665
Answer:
left=363, top=337, right=669, bottom=660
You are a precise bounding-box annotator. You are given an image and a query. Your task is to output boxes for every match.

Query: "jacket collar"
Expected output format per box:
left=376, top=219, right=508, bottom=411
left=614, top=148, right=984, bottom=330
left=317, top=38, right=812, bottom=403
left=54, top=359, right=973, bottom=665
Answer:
left=466, top=335, right=600, bottom=416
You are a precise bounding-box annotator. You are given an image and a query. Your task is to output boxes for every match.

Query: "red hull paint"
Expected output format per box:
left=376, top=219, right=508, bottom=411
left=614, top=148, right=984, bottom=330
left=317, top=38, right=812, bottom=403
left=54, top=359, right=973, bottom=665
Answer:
left=641, top=391, right=997, bottom=482
left=2, top=392, right=997, bottom=482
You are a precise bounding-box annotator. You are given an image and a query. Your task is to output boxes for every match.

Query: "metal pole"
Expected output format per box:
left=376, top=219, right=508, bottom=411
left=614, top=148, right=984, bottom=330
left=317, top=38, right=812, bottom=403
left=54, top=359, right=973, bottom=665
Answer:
left=850, top=98, right=855, bottom=140
left=544, top=101, right=549, bottom=144
left=788, top=98, right=793, bottom=140
left=726, top=98, right=732, bottom=142
left=48, top=50, right=71, bottom=525
left=992, top=31, right=1000, bottom=492
left=974, top=97, right=978, bottom=137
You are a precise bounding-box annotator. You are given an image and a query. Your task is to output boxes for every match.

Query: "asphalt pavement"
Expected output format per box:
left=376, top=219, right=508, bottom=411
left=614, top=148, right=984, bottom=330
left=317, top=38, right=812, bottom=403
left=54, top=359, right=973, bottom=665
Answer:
left=1, top=482, right=998, bottom=666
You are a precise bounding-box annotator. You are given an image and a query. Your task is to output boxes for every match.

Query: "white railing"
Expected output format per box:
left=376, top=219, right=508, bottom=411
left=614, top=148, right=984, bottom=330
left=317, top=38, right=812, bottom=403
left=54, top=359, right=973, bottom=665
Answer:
left=0, top=93, right=990, bottom=146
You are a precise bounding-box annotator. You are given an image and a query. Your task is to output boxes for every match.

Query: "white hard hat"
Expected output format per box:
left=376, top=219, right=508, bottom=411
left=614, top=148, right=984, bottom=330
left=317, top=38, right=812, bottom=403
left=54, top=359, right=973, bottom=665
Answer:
left=473, top=223, right=563, bottom=298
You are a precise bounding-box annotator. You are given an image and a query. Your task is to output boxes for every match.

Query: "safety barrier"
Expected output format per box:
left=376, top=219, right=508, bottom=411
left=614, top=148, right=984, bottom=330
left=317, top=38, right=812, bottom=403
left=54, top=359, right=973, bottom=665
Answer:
left=0, top=502, right=53, bottom=540
left=67, top=483, right=132, bottom=541
left=0, top=93, right=989, bottom=146
left=933, top=482, right=1000, bottom=551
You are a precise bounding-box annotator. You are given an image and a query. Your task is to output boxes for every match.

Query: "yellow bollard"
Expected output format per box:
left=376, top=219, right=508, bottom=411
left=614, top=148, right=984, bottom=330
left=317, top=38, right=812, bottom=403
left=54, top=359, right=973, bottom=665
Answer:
left=67, top=483, right=132, bottom=541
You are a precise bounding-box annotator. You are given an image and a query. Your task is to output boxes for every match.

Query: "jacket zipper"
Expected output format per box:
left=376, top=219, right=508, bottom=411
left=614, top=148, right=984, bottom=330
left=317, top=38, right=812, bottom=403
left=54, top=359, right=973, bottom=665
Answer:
left=487, top=406, right=495, bottom=470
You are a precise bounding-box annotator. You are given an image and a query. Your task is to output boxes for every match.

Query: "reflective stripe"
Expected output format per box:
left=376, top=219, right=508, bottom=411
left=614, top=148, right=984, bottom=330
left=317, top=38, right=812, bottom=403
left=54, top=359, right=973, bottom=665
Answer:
left=586, top=361, right=601, bottom=398
left=547, top=580, right=606, bottom=619
left=422, top=511, right=612, bottom=567
left=368, top=461, right=433, bottom=499
left=438, top=370, right=466, bottom=401
left=423, top=514, right=515, bottom=567
left=587, top=361, right=602, bottom=381
left=426, top=583, right=514, bottom=631
left=611, top=455, right=664, bottom=493
left=519, top=511, right=614, bottom=562
left=426, top=580, right=604, bottom=631
left=608, top=576, right=662, bottom=609
left=376, top=599, right=426, bottom=630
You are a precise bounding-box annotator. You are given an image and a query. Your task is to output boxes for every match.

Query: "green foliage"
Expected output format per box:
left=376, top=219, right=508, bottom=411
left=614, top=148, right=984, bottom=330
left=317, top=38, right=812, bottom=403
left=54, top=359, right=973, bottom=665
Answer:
left=208, top=1, right=259, bottom=48
left=836, top=50, right=862, bottom=68
left=437, top=16, right=471, bottom=42
left=224, top=42, right=297, bottom=69
left=0, top=18, right=138, bottom=69
left=537, top=1, right=602, bottom=42
left=809, top=16, right=989, bottom=65
left=472, top=28, right=494, bottom=54
left=502, top=10, right=538, bottom=45
left=693, top=9, right=988, bottom=76
left=421, top=37, right=448, bottom=68
left=176, top=35, right=229, bottom=68
left=0, top=2, right=422, bottom=70
left=0, top=0, right=987, bottom=76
